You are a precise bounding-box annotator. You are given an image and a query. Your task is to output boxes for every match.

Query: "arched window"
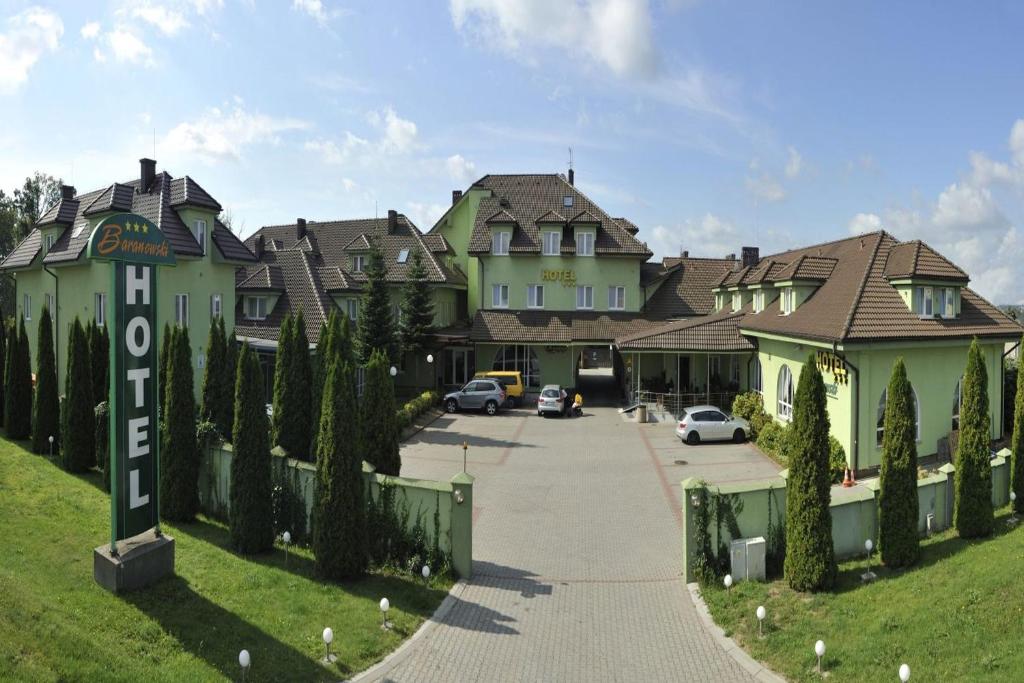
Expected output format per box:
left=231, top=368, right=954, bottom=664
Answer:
left=751, top=356, right=763, bottom=394
left=952, top=377, right=963, bottom=431
left=877, top=385, right=920, bottom=446
left=492, top=345, right=541, bottom=389
left=777, top=365, right=793, bottom=421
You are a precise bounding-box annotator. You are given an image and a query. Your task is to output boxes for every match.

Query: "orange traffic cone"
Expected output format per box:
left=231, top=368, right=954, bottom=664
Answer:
left=842, top=467, right=853, bottom=488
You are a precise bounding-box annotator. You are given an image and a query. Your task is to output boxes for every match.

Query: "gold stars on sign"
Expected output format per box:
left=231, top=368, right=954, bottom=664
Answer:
left=124, top=221, right=150, bottom=234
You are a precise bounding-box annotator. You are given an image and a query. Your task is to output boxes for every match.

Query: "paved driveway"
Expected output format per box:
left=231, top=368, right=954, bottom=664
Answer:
left=374, top=407, right=779, bottom=682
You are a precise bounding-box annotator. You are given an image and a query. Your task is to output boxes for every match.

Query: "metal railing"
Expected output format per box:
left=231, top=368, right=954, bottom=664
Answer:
left=630, top=389, right=740, bottom=420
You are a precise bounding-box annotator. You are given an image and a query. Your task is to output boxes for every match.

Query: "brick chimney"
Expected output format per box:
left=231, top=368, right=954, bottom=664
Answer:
left=254, top=234, right=265, bottom=259
left=568, top=168, right=575, bottom=185
left=296, top=218, right=307, bottom=240
left=387, top=209, right=398, bottom=233
left=61, top=185, right=75, bottom=200
left=139, top=158, right=156, bottom=192
left=452, top=189, right=463, bottom=205
left=741, top=246, right=759, bottom=268
left=680, top=249, right=689, bottom=259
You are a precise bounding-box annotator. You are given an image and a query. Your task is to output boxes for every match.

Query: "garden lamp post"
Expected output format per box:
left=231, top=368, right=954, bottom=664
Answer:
left=238, top=649, right=250, bottom=682
left=814, top=640, right=826, bottom=674
left=462, top=440, right=468, bottom=473
left=724, top=574, right=733, bottom=595
left=1010, top=491, right=1018, bottom=525
left=427, top=354, right=433, bottom=364
left=421, top=564, right=431, bottom=585
left=380, top=597, right=391, bottom=630
left=48, top=435, right=54, bottom=459
left=862, top=538, right=877, bottom=583
left=389, top=366, right=397, bottom=378
left=899, top=663, right=910, bottom=682
left=322, top=627, right=336, bottom=663
left=282, top=531, right=291, bottom=567
left=756, top=605, right=766, bottom=637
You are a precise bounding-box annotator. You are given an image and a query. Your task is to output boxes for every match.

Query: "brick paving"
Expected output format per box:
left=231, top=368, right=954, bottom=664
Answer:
left=376, top=407, right=766, bottom=682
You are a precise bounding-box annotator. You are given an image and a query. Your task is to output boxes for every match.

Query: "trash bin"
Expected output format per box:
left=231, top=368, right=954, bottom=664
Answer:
left=636, top=404, right=648, bottom=423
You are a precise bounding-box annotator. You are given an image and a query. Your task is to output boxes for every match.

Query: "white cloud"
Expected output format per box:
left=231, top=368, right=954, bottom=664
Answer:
left=80, top=21, right=101, bottom=39
left=745, top=173, right=785, bottom=202
left=406, top=202, right=448, bottom=231
left=292, top=0, right=330, bottom=25
left=131, top=5, right=189, bottom=36
left=341, top=177, right=357, bottom=192
left=304, top=132, right=370, bottom=164
left=103, top=27, right=154, bottom=65
left=164, top=101, right=309, bottom=162
left=0, top=7, right=64, bottom=94
left=785, top=146, right=802, bottom=179
left=450, top=0, right=658, bottom=78
left=369, top=107, right=419, bottom=154
left=649, top=213, right=743, bottom=260
left=847, top=212, right=883, bottom=235
left=446, top=154, right=477, bottom=183
left=189, top=0, right=224, bottom=15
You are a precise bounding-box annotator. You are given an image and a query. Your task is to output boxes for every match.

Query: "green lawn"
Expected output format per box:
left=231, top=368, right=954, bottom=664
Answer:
left=703, top=508, right=1024, bottom=682
left=0, top=436, right=451, bottom=682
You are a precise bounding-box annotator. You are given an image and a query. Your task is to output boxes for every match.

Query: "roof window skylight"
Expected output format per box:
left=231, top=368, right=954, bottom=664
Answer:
left=397, top=249, right=410, bottom=263
left=563, top=195, right=574, bottom=208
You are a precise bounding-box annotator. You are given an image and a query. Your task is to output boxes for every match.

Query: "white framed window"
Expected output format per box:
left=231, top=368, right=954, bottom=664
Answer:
left=527, top=284, right=545, bottom=309
left=23, top=294, right=31, bottom=321
left=45, top=233, right=55, bottom=252
left=608, top=286, right=625, bottom=310
left=937, top=287, right=956, bottom=318
left=353, top=255, right=366, bottom=273
left=781, top=288, right=795, bottom=315
left=210, top=293, right=223, bottom=318
left=491, top=284, right=509, bottom=309
left=751, top=356, right=763, bottom=393
left=777, top=365, right=794, bottom=421
left=576, top=285, right=593, bottom=310
left=914, top=286, right=934, bottom=317
left=193, top=219, right=207, bottom=255
left=175, top=294, right=189, bottom=327
left=44, top=293, right=55, bottom=314
left=95, top=292, right=107, bottom=327
left=542, top=231, right=560, bottom=256
left=346, top=299, right=358, bottom=321
left=753, top=290, right=764, bottom=313
left=492, top=230, right=511, bottom=256
left=952, top=376, right=963, bottom=430
left=877, top=385, right=921, bottom=445
left=575, top=231, right=594, bottom=256
left=397, top=248, right=410, bottom=263
left=245, top=296, right=268, bottom=321
left=730, top=356, right=740, bottom=385
left=731, top=292, right=741, bottom=312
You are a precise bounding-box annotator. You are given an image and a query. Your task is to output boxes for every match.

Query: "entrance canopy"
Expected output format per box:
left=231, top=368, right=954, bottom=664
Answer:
left=614, top=311, right=754, bottom=353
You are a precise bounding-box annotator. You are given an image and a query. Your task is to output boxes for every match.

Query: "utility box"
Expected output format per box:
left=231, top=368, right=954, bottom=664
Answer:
left=729, top=536, right=766, bottom=582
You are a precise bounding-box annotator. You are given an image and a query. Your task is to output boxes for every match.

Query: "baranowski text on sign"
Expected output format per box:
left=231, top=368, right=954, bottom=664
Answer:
left=87, top=213, right=176, bottom=554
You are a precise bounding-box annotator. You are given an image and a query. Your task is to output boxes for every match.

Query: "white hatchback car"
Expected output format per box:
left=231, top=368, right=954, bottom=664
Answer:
left=676, top=405, right=751, bottom=445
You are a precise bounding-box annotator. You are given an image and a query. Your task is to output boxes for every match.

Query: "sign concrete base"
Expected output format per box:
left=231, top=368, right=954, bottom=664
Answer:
left=94, top=529, right=175, bottom=593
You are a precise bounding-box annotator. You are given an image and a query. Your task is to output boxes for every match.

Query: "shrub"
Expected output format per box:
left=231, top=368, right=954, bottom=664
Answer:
left=828, top=436, right=847, bottom=485
left=61, top=318, right=94, bottom=472
left=756, top=420, right=789, bottom=462
left=5, top=316, right=32, bottom=440
left=878, top=358, right=920, bottom=568
left=32, top=305, right=59, bottom=455
left=784, top=356, right=837, bottom=592
left=360, top=349, right=400, bottom=475
left=231, top=343, right=275, bottom=553
left=732, top=392, right=771, bottom=437
left=96, top=401, right=110, bottom=491
left=161, top=326, right=199, bottom=522
left=1011, top=334, right=1024, bottom=514
left=200, top=316, right=229, bottom=439
left=158, top=322, right=172, bottom=419
left=954, top=339, right=994, bottom=538
left=88, top=320, right=109, bottom=408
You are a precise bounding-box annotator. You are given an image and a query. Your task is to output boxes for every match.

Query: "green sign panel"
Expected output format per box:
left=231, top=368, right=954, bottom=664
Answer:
left=87, top=214, right=176, bottom=547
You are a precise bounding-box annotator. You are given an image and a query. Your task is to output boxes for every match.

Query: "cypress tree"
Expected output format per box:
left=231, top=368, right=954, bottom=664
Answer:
left=161, top=326, right=199, bottom=522
left=784, top=356, right=837, bottom=592
left=31, top=305, right=59, bottom=454
left=311, top=316, right=332, bottom=445
left=158, top=322, right=172, bottom=418
left=399, top=249, right=435, bottom=382
left=230, top=343, right=275, bottom=553
left=271, top=313, right=294, bottom=452
left=360, top=349, right=401, bottom=475
left=89, top=320, right=109, bottom=407
left=61, top=318, right=94, bottom=472
left=288, top=309, right=313, bottom=459
left=314, top=357, right=367, bottom=579
left=6, top=316, right=33, bottom=440
left=0, top=316, right=8, bottom=426
left=954, top=339, right=994, bottom=538
left=878, top=358, right=920, bottom=567
left=3, top=319, right=15, bottom=433
left=356, top=239, right=396, bottom=364
left=338, top=313, right=353, bottom=366
left=1012, top=335, right=1024, bottom=514
left=200, top=314, right=227, bottom=435
left=223, top=325, right=238, bottom=439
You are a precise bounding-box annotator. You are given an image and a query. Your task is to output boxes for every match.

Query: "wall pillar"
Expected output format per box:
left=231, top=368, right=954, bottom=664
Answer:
left=450, top=471, right=475, bottom=579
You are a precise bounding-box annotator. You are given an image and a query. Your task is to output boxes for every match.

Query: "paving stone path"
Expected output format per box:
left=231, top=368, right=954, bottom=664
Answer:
left=374, top=407, right=760, bottom=682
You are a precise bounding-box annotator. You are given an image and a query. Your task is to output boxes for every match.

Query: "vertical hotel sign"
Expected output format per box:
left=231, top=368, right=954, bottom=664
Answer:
left=87, top=213, right=176, bottom=548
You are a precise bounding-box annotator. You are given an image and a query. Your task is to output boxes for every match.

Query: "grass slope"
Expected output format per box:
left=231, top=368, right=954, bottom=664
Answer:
left=703, top=507, right=1024, bottom=682
left=0, top=436, right=449, bottom=682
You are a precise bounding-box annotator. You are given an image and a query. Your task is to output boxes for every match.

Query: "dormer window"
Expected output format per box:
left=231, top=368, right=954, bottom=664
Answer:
left=542, top=230, right=560, bottom=256
left=193, top=219, right=207, bottom=255
left=492, top=230, right=510, bottom=255
left=45, top=233, right=55, bottom=253
left=937, top=287, right=956, bottom=318
left=731, top=293, right=741, bottom=312
left=353, top=255, right=366, bottom=272
left=781, top=288, right=795, bottom=315
left=563, top=195, right=574, bottom=208
left=575, top=231, right=594, bottom=256
left=753, top=290, right=764, bottom=313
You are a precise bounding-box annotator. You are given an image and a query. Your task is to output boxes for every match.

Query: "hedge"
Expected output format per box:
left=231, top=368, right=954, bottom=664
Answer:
left=396, top=391, right=439, bottom=432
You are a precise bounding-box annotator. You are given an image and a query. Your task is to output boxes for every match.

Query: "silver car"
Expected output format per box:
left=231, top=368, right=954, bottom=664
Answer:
left=444, top=379, right=506, bottom=416
left=536, top=385, right=567, bottom=417
left=675, top=405, right=751, bottom=445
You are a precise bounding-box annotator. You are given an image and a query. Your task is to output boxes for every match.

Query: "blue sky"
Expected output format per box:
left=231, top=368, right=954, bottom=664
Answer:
left=1, top=0, right=1023, bottom=303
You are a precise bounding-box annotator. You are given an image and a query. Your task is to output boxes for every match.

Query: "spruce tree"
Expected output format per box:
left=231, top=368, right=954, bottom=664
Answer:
left=1012, top=335, right=1024, bottom=514
left=288, top=309, right=313, bottom=459
left=223, top=326, right=238, bottom=439
left=784, top=356, right=837, bottom=591
left=314, top=357, right=368, bottom=579
left=6, top=316, right=33, bottom=440
left=61, top=318, right=94, bottom=472
left=160, top=326, right=199, bottom=522
left=230, top=343, right=275, bottom=553
left=31, top=305, right=59, bottom=455
left=200, top=314, right=227, bottom=435
left=954, top=339, right=994, bottom=538
left=356, top=239, right=396, bottom=364
left=360, top=349, right=401, bottom=475
left=271, top=313, right=294, bottom=452
left=878, top=358, right=920, bottom=567
left=158, top=322, right=172, bottom=418
left=399, top=249, right=435, bottom=385
left=88, top=320, right=109, bottom=407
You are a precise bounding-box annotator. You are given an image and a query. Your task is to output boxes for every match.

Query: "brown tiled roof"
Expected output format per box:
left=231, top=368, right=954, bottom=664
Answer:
left=613, top=217, right=640, bottom=235
left=2, top=169, right=255, bottom=270
left=1, top=230, right=43, bottom=269
left=236, top=264, right=285, bottom=290
left=739, top=231, right=1022, bottom=343
left=883, top=240, right=968, bottom=282
left=234, top=249, right=333, bottom=343
left=771, top=255, right=838, bottom=282
left=471, top=309, right=659, bottom=344
left=463, top=174, right=651, bottom=257
left=640, top=262, right=676, bottom=288
left=740, top=258, right=786, bottom=285
left=720, top=265, right=749, bottom=287
left=616, top=311, right=755, bottom=352
left=643, top=257, right=738, bottom=320
left=169, top=176, right=222, bottom=211
left=38, top=197, right=79, bottom=226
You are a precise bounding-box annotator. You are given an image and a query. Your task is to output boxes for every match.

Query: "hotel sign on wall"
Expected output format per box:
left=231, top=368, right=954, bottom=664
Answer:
left=541, top=269, right=577, bottom=287
left=815, top=350, right=849, bottom=387
left=88, top=213, right=176, bottom=547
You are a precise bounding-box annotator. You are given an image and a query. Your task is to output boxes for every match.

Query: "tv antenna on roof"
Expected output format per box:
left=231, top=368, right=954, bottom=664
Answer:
left=568, top=147, right=573, bottom=172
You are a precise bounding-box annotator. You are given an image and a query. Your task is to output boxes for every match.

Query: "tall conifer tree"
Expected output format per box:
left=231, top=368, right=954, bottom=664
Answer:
left=6, top=316, right=33, bottom=440
left=399, top=249, right=435, bottom=386
left=31, top=305, right=59, bottom=454
left=360, top=349, right=401, bottom=475
left=954, top=339, right=994, bottom=538
left=230, top=343, right=274, bottom=553
left=356, top=239, right=396, bottom=364
left=878, top=358, right=920, bottom=567
left=160, top=326, right=199, bottom=521
left=271, top=313, right=294, bottom=451
left=1011, top=335, right=1024, bottom=514
left=61, top=318, right=94, bottom=471
left=88, top=320, right=110, bottom=407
